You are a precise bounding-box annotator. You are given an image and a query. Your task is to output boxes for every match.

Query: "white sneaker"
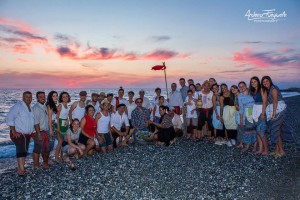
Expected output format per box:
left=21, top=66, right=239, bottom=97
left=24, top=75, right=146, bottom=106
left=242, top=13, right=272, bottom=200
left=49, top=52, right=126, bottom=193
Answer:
left=231, top=139, right=236, bottom=146
left=215, top=140, right=222, bottom=145
left=221, top=140, right=227, bottom=145
left=226, top=140, right=232, bottom=147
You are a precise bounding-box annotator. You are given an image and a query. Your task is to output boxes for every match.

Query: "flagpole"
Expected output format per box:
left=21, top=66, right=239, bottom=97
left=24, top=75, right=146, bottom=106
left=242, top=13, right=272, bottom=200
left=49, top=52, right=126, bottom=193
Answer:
left=163, top=62, right=168, bottom=99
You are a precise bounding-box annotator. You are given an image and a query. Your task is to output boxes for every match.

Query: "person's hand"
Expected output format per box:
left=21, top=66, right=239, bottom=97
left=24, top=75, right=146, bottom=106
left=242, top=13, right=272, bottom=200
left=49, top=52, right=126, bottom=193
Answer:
left=235, top=106, right=239, bottom=111
left=78, top=148, right=83, bottom=155
left=191, top=110, right=195, bottom=114
left=166, top=98, right=170, bottom=103
left=259, top=114, right=265, bottom=120
left=49, top=130, right=55, bottom=136
left=12, top=130, right=20, bottom=138
left=240, top=121, right=243, bottom=127
left=216, top=114, right=220, bottom=120
left=271, top=114, right=276, bottom=120
left=97, top=136, right=103, bottom=144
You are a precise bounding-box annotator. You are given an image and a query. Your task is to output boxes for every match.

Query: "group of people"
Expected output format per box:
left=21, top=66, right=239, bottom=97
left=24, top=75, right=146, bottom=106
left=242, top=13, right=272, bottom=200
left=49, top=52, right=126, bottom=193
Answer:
left=6, top=76, right=292, bottom=176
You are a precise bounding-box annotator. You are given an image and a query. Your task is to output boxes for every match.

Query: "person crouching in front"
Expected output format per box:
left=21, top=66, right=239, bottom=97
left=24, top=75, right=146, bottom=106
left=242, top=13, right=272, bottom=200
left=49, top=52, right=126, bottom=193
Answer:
left=111, top=104, right=131, bottom=147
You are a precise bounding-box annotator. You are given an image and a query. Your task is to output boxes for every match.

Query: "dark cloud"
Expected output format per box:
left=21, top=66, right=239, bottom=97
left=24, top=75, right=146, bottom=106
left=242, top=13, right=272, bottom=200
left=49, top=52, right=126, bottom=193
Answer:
left=149, top=36, right=171, bottom=42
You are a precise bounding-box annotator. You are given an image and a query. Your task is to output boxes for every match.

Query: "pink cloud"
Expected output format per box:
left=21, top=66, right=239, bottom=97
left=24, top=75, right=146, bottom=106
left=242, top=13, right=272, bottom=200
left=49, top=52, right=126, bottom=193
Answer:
left=233, top=48, right=269, bottom=67
left=0, top=17, right=49, bottom=54
left=0, top=17, right=37, bottom=33
left=232, top=48, right=300, bottom=68
left=56, top=45, right=189, bottom=61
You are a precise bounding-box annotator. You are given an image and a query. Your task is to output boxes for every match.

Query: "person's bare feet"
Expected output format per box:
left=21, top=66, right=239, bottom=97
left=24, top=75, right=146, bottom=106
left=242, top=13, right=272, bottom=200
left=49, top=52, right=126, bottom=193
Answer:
left=261, top=151, right=268, bottom=156
left=242, top=147, right=249, bottom=153
left=255, top=150, right=263, bottom=155
left=64, top=157, right=70, bottom=162
left=42, top=163, right=49, bottom=170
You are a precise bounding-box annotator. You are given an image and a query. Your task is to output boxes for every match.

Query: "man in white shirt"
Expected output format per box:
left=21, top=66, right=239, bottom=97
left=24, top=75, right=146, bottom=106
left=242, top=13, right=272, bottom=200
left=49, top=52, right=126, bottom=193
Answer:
left=6, top=91, right=35, bottom=176
left=111, top=87, right=129, bottom=112
left=169, top=107, right=183, bottom=137
left=167, top=83, right=183, bottom=115
left=111, top=104, right=131, bottom=147
left=32, top=91, right=53, bottom=170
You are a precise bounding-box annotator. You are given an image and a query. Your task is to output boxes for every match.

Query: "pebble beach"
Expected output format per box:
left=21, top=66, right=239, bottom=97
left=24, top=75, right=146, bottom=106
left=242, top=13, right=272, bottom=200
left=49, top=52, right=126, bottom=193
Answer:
left=0, top=95, right=299, bottom=199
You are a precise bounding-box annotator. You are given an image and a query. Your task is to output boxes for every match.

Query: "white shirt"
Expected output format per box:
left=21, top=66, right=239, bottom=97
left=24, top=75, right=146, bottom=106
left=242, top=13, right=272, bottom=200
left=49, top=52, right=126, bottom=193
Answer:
left=88, top=101, right=101, bottom=115
left=72, top=101, right=85, bottom=121
left=59, top=103, right=69, bottom=119
left=169, top=90, right=183, bottom=108
left=6, top=101, right=35, bottom=134
left=185, top=97, right=197, bottom=118
left=153, top=96, right=168, bottom=107
left=110, top=112, right=129, bottom=131
left=199, top=90, right=213, bottom=108
left=172, top=114, right=182, bottom=130
left=97, top=112, right=110, bottom=133
left=111, top=97, right=129, bottom=111
left=32, top=102, right=49, bottom=131
left=142, top=97, right=151, bottom=110
left=127, top=101, right=136, bottom=120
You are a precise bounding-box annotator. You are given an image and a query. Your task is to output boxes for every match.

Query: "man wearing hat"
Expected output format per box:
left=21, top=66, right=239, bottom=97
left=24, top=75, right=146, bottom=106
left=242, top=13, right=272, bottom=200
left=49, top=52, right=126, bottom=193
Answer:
left=95, top=98, right=113, bottom=153
left=98, top=92, right=106, bottom=104
left=87, top=93, right=100, bottom=116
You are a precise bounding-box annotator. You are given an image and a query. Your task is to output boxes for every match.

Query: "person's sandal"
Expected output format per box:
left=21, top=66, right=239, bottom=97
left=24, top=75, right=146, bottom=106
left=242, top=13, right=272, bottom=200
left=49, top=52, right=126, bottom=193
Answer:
left=17, top=170, right=27, bottom=177
left=69, top=162, right=77, bottom=171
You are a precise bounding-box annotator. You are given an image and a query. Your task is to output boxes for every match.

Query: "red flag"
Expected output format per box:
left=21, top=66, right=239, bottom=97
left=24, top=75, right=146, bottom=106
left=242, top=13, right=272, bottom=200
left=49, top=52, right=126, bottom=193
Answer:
left=151, top=64, right=166, bottom=70
left=151, top=65, right=166, bottom=70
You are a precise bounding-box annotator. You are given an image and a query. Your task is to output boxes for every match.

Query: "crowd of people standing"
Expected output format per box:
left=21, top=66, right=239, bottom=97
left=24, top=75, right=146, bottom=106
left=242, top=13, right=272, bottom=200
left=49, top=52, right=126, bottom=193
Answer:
left=6, top=76, right=293, bottom=176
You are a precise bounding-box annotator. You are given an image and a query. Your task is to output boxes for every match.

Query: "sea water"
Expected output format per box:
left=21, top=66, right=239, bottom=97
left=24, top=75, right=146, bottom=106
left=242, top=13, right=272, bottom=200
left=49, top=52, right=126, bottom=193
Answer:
left=0, top=89, right=299, bottom=159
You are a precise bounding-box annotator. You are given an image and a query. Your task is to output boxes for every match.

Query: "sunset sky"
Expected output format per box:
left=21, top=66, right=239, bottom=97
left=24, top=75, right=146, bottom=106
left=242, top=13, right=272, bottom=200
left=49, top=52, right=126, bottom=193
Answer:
left=0, top=0, right=299, bottom=89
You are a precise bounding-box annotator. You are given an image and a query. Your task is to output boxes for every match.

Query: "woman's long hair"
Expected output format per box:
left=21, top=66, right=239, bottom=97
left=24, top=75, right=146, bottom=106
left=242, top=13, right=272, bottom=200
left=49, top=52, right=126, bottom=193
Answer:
left=249, top=76, right=261, bottom=96
left=46, top=91, right=58, bottom=114
left=261, top=76, right=274, bottom=94
left=59, top=91, right=71, bottom=103
left=70, top=118, right=79, bottom=133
